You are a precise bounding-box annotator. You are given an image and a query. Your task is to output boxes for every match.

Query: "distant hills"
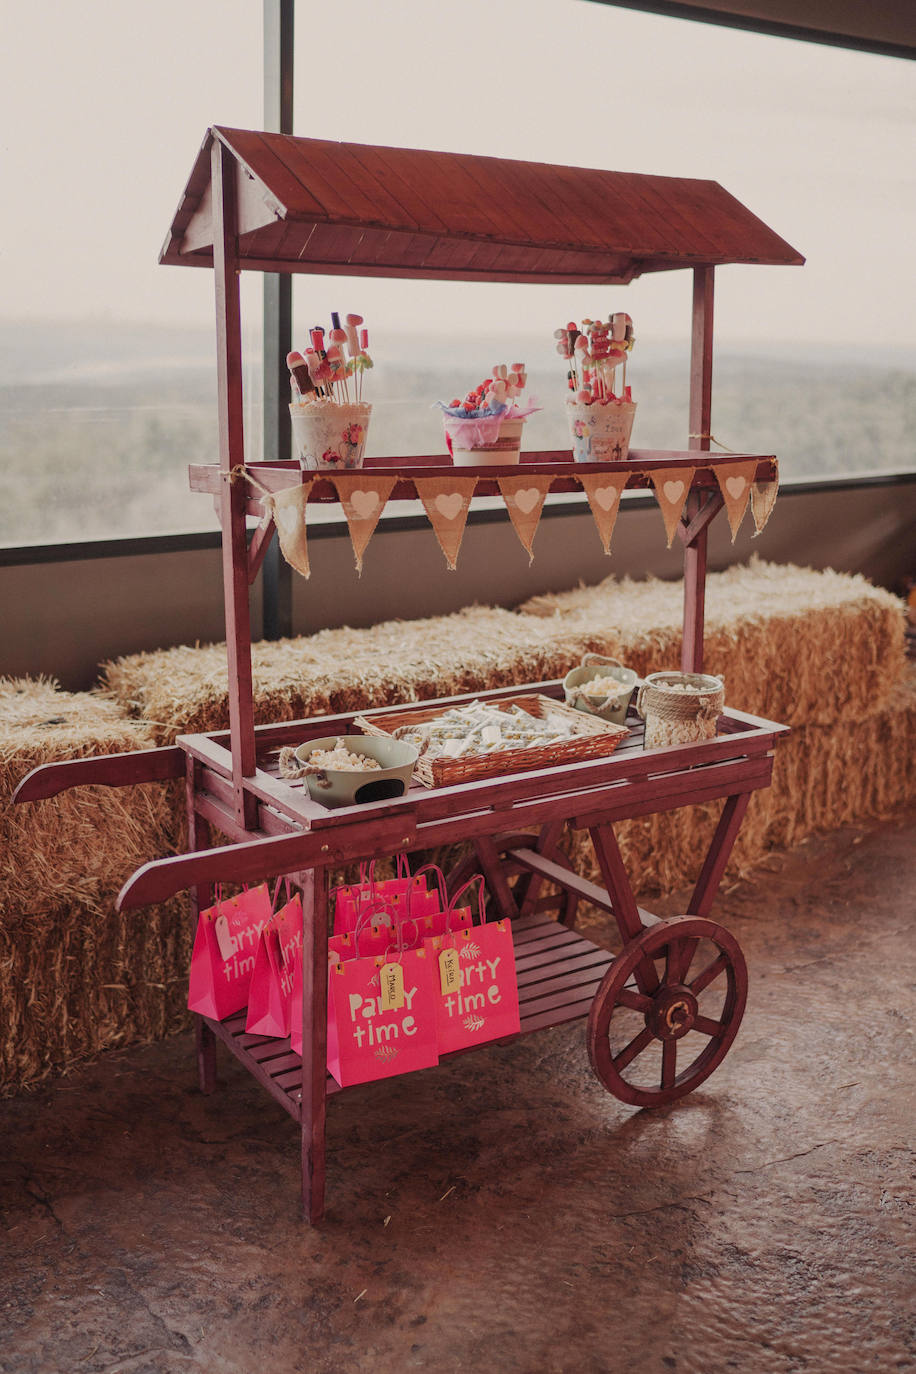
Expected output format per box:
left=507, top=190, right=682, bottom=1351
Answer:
left=1, top=318, right=913, bottom=545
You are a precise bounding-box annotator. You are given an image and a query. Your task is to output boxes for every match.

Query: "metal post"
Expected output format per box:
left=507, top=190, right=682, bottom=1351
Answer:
left=262, top=0, right=295, bottom=640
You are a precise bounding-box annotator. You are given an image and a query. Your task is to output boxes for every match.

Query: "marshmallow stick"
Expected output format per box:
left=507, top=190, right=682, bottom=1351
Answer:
left=306, top=349, right=329, bottom=398
left=345, top=313, right=363, bottom=365
left=358, top=328, right=370, bottom=401
left=329, top=328, right=350, bottom=401
left=286, top=350, right=315, bottom=397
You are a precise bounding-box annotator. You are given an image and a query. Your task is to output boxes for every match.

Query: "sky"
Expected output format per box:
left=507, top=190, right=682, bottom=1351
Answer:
left=2, top=0, right=914, bottom=354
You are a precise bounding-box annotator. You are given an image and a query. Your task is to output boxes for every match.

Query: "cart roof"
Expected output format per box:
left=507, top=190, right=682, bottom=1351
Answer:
left=160, top=126, right=803, bottom=283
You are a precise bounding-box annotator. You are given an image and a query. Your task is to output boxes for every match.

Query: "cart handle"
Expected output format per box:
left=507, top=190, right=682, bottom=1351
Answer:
left=13, top=747, right=185, bottom=803
left=117, top=811, right=418, bottom=910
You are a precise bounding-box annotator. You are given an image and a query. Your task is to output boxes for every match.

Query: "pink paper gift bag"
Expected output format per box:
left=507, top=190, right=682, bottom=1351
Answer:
left=291, top=936, right=439, bottom=1086
left=187, top=883, right=273, bottom=1021
left=245, top=893, right=302, bottom=1036
left=332, top=855, right=429, bottom=935
left=427, top=877, right=521, bottom=1055
left=325, top=945, right=440, bottom=1086
left=245, top=919, right=286, bottom=1035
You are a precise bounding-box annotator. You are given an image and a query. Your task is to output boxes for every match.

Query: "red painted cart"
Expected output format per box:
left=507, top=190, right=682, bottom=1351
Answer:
left=15, top=130, right=802, bottom=1223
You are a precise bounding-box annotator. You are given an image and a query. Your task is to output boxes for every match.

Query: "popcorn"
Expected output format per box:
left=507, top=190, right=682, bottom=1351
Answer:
left=582, top=674, right=629, bottom=697
left=305, top=738, right=382, bottom=772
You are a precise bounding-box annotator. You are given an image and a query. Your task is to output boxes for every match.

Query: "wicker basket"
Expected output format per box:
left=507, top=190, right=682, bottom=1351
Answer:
left=355, top=693, right=629, bottom=788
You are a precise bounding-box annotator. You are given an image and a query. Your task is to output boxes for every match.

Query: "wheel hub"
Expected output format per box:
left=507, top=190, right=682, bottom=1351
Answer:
left=647, top=985, right=698, bottom=1040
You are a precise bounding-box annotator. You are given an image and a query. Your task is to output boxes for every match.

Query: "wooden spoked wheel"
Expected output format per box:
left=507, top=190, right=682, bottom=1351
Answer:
left=587, top=915, right=748, bottom=1107
left=446, top=833, right=580, bottom=926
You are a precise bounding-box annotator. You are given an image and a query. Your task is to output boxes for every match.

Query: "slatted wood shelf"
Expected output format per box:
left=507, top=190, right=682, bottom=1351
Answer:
left=203, top=910, right=619, bottom=1121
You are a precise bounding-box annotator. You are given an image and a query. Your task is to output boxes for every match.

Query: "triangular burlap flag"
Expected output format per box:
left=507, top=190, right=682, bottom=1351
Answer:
left=497, top=474, right=553, bottom=562
left=713, top=460, right=758, bottom=542
left=750, top=474, right=780, bottom=536
left=262, top=480, right=313, bottom=579
left=649, top=466, right=695, bottom=547
left=414, top=475, right=478, bottom=570
left=331, top=473, right=397, bottom=573
left=577, top=473, right=624, bottom=554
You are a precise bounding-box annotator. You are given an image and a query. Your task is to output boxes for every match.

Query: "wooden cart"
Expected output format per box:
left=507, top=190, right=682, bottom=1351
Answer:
left=15, top=129, right=802, bottom=1223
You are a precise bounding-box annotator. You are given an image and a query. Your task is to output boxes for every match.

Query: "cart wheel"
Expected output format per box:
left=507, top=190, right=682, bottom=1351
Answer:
left=446, top=832, right=580, bottom=926
left=587, top=915, right=747, bottom=1107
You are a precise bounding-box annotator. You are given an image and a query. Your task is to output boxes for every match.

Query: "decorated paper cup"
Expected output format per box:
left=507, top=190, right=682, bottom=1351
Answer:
left=289, top=400, right=371, bottom=471
left=444, top=415, right=525, bottom=466
left=567, top=399, right=636, bottom=463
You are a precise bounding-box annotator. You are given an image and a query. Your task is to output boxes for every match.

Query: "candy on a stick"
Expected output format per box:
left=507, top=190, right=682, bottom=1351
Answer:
left=344, top=312, right=363, bottom=359
left=286, top=350, right=316, bottom=395
left=555, top=313, right=636, bottom=406
left=327, top=330, right=351, bottom=401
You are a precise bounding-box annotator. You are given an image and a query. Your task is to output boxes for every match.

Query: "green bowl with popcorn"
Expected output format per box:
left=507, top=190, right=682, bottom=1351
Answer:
left=292, top=734, right=418, bottom=809
left=563, top=654, right=638, bottom=726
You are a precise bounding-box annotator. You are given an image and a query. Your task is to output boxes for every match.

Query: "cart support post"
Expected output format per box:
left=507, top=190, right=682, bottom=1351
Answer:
left=300, top=869, right=329, bottom=1224
left=517, top=821, right=567, bottom=923
left=212, top=137, right=258, bottom=830
left=187, top=755, right=217, bottom=1094
left=683, top=265, right=715, bottom=675
left=688, top=790, right=752, bottom=918
left=589, top=824, right=660, bottom=997
left=474, top=835, right=520, bottom=920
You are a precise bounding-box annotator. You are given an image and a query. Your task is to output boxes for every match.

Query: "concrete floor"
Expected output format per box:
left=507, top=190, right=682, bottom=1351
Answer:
left=1, top=812, right=914, bottom=1374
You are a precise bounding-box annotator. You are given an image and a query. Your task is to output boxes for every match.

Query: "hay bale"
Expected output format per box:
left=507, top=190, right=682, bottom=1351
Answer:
left=0, top=895, right=191, bottom=1095
left=566, top=663, right=916, bottom=902
left=0, top=677, right=190, bottom=1094
left=517, top=558, right=905, bottom=728
left=101, top=605, right=603, bottom=744
left=0, top=677, right=180, bottom=916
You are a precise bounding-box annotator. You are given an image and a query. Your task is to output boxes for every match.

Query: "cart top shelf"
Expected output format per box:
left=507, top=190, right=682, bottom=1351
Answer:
left=160, top=126, right=804, bottom=284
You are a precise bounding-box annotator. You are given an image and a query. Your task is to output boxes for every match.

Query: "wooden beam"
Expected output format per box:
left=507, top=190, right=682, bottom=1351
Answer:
left=213, top=138, right=259, bottom=828
left=683, top=265, right=715, bottom=673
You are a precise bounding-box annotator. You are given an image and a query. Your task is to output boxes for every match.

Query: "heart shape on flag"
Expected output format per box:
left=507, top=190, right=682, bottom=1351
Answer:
left=594, top=485, right=620, bottom=511
left=350, top=489, right=380, bottom=520
left=276, top=506, right=300, bottom=535
left=514, top=487, right=541, bottom=515
left=663, top=480, right=685, bottom=504
left=434, top=492, right=464, bottom=521
left=725, top=475, right=747, bottom=500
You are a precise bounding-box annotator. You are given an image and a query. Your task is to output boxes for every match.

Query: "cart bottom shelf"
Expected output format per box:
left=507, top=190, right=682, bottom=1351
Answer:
left=203, top=912, right=618, bottom=1121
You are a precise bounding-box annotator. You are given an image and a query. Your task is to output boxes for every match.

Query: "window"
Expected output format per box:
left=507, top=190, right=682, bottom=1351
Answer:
left=2, top=0, right=912, bottom=546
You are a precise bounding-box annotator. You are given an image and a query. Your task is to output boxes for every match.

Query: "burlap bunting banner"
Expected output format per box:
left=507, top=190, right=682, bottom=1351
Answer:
left=713, top=460, right=758, bottom=542
left=414, top=475, right=478, bottom=571
left=577, top=473, right=625, bottom=554
left=497, top=474, right=553, bottom=562
left=330, top=473, right=398, bottom=573
left=260, top=480, right=314, bottom=579
left=750, top=476, right=780, bottom=536
left=649, top=466, right=695, bottom=547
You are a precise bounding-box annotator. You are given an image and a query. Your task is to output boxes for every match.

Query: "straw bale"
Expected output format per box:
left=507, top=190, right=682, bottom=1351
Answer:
left=565, top=663, right=916, bottom=902
left=0, top=677, right=181, bottom=917
left=517, top=558, right=905, bottom=728
left=0, top=894, right=191, bottom=1096
left=101, top=606, right=603, bottom=744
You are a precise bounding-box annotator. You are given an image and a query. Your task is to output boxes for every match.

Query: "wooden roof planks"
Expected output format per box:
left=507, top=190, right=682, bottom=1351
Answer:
left=160, top=126, right=804, bottom=283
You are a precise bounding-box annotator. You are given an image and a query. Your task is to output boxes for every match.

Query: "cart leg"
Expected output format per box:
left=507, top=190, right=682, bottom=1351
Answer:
left=589, top=823, right=659, bottom=996
left=516, top=820, right=567, bottom=923
left=196, top=1019, right=217, bottom=1096
left=299, top=868, right=329, bottom=1225
left=473, top=835, right=520, bottom=920
left=669, top=792, right=754, bottom=982
left=187, top=758, right=217, bottom=1094
left=688, top=791, right=751, bottom=917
